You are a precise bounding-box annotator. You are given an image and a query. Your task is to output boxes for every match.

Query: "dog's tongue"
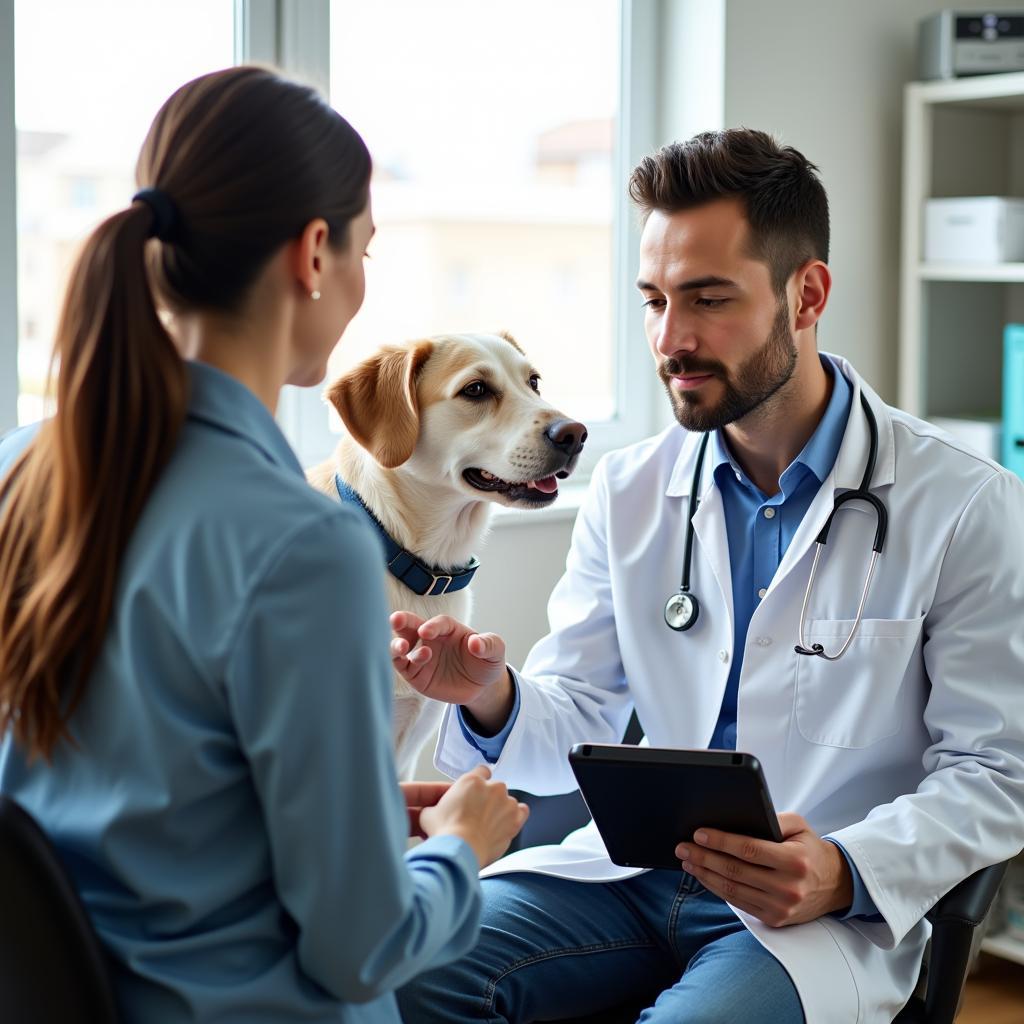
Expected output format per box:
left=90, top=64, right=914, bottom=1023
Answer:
left=527, top=476, right=559, bottom=494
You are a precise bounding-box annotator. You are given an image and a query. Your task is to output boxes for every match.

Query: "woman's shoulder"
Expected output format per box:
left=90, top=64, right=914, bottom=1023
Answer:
left=0, top=416, right=378, bottom=582
left=146, top=421, right=378, bottom=574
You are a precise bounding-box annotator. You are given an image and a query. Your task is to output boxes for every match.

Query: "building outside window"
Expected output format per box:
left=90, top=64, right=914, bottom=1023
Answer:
left=12, top=0, right=235, bottom=424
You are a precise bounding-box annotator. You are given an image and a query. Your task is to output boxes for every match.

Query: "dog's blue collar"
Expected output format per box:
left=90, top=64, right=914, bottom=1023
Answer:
left=334, top=475, right=480, bottom=597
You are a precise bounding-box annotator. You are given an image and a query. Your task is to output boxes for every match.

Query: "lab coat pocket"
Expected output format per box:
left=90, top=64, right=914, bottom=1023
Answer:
left=793, top=614, right=925, bottom=748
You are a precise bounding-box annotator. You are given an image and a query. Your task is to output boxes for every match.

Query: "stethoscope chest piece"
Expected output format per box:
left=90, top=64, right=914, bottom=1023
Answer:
left=665, top=591, right=699, bottom=631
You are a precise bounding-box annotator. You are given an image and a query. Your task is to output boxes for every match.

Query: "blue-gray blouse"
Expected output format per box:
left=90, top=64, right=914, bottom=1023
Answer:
left=0, top=361, right=480, bottom=1022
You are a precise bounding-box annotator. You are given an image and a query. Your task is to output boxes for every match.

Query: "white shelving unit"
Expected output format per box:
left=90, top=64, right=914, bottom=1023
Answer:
left=901, top=74, right=1024, bottom=968
left=899, top=70, right=1024, bottom=420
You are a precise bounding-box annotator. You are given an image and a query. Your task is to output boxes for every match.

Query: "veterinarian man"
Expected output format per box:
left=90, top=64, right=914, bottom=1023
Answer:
left=391, top=129, right=1024, bottom=1023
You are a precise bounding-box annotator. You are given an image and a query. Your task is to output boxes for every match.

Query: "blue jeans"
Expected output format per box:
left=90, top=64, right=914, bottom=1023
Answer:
left=397, top=869, right=804, bottom=1024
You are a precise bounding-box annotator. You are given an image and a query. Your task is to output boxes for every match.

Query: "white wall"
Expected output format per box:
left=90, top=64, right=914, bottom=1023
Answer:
left=466, top=511, right=578, bottom=666
left=718, top=0, right=1014, bottom=402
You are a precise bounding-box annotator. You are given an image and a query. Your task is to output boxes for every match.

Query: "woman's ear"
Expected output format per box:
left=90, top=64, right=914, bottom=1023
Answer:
left=293, top=218, right=331, bottom=298
left=325, top=340, right=434, bottom=467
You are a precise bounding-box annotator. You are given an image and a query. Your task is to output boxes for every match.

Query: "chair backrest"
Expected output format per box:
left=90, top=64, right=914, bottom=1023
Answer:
left=0, top=796, right=120, bottom=1023
left=895, top=859, right=1010, bottom=1024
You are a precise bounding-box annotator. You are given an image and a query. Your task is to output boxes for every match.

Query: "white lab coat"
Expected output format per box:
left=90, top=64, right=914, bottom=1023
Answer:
left=435, top=357, right=1024, bottom=1023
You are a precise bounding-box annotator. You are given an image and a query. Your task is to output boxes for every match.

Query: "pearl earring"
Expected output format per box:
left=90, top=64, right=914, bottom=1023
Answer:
left=310, top=289, right=321, bottom=301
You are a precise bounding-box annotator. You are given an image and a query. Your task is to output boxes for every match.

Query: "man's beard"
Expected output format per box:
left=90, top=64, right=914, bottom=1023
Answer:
left=658, top=301, right=798, bottom=432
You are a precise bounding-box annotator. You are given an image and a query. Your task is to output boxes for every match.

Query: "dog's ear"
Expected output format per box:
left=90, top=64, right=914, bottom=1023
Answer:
left=325, top=340, right=434, bottom=468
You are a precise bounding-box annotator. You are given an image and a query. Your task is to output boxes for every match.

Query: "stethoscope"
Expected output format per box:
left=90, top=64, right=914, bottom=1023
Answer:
left=664, top=393, right=888, bottom=661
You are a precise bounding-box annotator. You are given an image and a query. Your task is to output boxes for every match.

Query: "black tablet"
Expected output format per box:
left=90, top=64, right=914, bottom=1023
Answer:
left=568, top=744, right=783, bottom=870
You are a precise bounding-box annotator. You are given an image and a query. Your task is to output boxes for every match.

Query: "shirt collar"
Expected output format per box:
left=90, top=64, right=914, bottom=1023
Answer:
left=789, top=353, right=852, bottom=484
left=709, top=353, right=852, bottom=497
left=666, top=354, right=893, bottom=498
left=185, top=361, right=305, bottom=477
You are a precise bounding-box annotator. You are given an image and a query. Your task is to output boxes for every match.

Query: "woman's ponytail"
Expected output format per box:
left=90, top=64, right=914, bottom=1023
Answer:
left=0, top=202, right=187, bottom=759
left=0, top=65, right=370, bottom=760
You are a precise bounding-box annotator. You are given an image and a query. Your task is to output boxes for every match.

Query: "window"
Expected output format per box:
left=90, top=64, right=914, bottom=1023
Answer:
left=271, top=0, right=656, bottom=471
left=329, top=0, right=618, bottom=421
left=68, top=176, right=99, bottom=211
left=11, top=0, right=236, bottom=425
left=2, top=0, right=659, bottom=466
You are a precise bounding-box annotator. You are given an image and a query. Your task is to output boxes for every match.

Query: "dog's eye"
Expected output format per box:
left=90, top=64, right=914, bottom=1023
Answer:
left=461, top=381, right=489, bottom=399
left=528, top=375, right=541, bottom=393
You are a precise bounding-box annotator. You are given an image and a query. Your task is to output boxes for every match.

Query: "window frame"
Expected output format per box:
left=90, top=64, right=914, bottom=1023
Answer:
left=0, top=0, right=16, bottom=435
left=0, top=0, right=662, bottom=468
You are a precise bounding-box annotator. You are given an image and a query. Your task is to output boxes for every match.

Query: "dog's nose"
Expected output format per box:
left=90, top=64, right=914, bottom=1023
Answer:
left=545, top=419, right=588, bottom=457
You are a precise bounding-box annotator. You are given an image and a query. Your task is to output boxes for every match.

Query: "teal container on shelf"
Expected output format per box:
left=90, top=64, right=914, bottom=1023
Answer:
left=1005, top=325, right=1024, bottom=480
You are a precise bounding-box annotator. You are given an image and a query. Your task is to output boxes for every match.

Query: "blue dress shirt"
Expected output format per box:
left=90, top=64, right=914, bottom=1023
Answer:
left=462, top=356, right=879, bottom=919
left=708, top=355, right=852, bottom=752
left=0, top=361, right=481, bottom=1023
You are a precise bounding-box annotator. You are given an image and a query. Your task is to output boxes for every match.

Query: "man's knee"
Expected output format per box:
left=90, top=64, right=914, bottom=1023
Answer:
left=636, top=941, right=804, bottom=1024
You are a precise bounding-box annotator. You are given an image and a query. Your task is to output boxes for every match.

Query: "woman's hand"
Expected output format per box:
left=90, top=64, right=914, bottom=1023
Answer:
left=674, top=812, right=855, bottom=927
left=400, top=781, right=451, bottom=839
left=419, top=765, right=530, bottom=868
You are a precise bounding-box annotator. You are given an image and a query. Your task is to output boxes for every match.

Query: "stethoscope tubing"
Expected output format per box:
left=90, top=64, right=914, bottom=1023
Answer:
left=665, top=391, right=886, bottom=660
left=663, top=430, right=711, bottom=632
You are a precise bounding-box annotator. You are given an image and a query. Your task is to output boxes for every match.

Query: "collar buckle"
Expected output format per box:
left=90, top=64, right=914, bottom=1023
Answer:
left=429, top=573, right=454, bottom=596
left=336, top=475, right=480, bottom=598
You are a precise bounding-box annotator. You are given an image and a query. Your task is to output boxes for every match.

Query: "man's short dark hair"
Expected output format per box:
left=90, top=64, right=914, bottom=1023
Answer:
left=628, top=129, right=830, bottom=295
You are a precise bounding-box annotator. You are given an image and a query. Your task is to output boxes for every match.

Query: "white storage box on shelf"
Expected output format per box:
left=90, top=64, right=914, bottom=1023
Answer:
left=924, top=196, right=1024, bottom=262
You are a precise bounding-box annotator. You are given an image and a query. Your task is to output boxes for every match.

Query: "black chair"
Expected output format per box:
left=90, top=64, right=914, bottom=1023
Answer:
left=895, top=858, right=1009, bottom=1023
left=0, top=796, right=120, bottom=1023
left=509, top=785, right=1010, bottom=1024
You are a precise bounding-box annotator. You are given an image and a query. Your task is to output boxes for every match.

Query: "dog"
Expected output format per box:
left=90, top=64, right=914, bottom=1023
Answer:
left=307, top=331, right=587, bottom=779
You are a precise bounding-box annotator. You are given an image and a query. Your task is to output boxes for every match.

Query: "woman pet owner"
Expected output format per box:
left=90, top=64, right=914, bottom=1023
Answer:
left=0, top=66, right=527, bottom=1022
